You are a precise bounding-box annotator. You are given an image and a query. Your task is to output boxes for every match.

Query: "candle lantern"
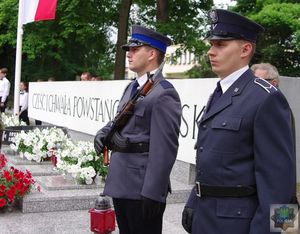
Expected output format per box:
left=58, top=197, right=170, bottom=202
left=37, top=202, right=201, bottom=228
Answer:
left=89, top=194, right=116, bottom=234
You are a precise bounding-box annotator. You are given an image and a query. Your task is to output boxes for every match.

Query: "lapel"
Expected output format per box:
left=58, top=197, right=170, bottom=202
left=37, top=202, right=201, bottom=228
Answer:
left=201, top=69, right=254, bottom=123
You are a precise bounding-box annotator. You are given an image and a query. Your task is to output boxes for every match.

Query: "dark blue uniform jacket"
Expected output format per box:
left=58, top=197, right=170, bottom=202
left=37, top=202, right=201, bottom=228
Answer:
left=186, top=69, right=295, bottom=234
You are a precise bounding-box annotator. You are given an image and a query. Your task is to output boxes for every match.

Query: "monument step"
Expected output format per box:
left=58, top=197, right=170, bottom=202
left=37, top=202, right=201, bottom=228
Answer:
left=16, top=164, right=60, bottom=176
left=21, top=176, right=192, bottom=213
left=1, top=145, right=192, bottom=213
left=35, top=174, right=105, bottom=191
left=22, top=187, right=103, bottom=213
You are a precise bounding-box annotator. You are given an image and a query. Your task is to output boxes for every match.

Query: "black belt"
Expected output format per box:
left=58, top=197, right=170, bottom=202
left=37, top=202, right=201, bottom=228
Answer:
left=195, top=181, right=256, bottom=198
left=110, top=142, right=149, bottom=153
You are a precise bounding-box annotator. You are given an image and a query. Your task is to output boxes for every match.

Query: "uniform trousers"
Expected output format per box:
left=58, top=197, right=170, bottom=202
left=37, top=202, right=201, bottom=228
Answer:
left=113, top=198, right=166, bottom=234
left=19, top=109, right=30, bottom=125
left=35, top=120, right=42, bottom=125
left=0, top=96, right=7, bottom=112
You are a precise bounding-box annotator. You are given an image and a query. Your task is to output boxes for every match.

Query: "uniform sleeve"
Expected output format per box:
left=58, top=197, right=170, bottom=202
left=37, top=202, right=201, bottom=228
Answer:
left=249, top=91, right=295, bottom=233
left=96, top=121, right=113, bottom=137
left=141, top=89, right=182, bottom=202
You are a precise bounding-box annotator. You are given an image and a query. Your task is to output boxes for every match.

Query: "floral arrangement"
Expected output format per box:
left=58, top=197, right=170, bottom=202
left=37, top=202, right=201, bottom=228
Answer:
left=10, top=127, right=69, bottom=163
left=0, top=154, right=39, bottom=209
left=55, top=141, right=108, bottom=185
left=9, top=126, right=107, bottom=185
left=1, top=113, right=26, bottom=128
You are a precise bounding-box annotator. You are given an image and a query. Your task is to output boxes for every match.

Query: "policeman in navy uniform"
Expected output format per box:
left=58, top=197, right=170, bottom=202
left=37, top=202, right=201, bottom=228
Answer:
left=94, top=25, right=181, bottom=234
left=182, top=9, right=296, bottom=234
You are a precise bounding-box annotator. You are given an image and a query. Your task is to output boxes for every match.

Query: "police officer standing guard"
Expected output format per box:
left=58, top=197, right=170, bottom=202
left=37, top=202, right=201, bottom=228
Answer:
left=94, top=25, right=181, bottom=234
left=182, top=9, right=296, bottom=234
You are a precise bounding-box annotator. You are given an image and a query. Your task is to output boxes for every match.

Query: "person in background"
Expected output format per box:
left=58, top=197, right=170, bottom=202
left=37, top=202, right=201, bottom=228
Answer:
left=251, top=63, right=279, bottom=87
left=91, top=76, right=102, bottom=81
left=94, top=25, right=182, bottom=234
left=48, top=77, right=56, bottom=82
left=0, top=68, right=11, bottom=112
left=80, top=72, right=92, bottom=81
left=182, top=9, right=295, bottom=234
left=19, top=81, right=29, bottom=125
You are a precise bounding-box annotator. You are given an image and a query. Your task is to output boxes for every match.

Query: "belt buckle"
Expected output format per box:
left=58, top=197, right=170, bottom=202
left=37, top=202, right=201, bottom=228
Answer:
left=195, top=181, right=201, bottom=197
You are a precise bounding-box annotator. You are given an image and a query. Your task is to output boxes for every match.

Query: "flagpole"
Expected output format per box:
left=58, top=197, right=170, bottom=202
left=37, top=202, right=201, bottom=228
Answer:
left=14, top=0, right=23, bottom=115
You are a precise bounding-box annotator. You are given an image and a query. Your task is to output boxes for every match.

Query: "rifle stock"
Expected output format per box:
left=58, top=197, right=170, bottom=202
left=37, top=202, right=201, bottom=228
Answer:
left=103, top=146, right=109, bottom=166
left=101, top=75, right=154, bottom=166
left=99, top=61, right=165, bottom=166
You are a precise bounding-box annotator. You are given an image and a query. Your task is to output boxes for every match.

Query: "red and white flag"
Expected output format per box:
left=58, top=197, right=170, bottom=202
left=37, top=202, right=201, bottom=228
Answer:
left=21, top=0, right=57, bottom=25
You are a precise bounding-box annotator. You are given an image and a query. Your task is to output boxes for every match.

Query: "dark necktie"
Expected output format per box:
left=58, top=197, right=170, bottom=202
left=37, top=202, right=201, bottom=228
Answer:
left=207, top=81, right=222, bottom=111
left=130, top=80, right=139, bottom=98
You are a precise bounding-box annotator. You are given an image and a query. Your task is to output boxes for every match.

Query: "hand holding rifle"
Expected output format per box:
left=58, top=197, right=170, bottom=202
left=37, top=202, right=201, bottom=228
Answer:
left=94, top=62, right=165, bottom=166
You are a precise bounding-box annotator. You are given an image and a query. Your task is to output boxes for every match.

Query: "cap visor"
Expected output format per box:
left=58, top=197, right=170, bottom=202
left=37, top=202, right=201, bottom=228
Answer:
left=206, top=35, right=236, bottom=41
left=121, top=42, right=144, bottom=51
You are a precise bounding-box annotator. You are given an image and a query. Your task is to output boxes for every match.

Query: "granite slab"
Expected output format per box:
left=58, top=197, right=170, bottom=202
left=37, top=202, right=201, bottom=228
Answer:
left=35, top=175, right=105, bottom=191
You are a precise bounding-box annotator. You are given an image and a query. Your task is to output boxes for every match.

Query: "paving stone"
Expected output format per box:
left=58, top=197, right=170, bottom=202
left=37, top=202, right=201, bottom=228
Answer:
left=0, top=203, right=191, bottom=234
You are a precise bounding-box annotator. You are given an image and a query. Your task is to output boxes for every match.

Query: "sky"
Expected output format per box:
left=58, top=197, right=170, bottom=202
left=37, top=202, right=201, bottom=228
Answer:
left=213, top=0, right=237, bottom=8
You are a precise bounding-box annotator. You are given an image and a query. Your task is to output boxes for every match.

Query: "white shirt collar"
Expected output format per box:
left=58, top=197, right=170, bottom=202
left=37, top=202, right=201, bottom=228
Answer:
left=136, top=68, right=158, bottom=87
left=220, top=65, right=249, bottom=93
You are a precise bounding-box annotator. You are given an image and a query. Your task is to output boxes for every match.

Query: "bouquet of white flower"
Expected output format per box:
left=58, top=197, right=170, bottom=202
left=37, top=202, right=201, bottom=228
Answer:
left=10, top=127, right=69, bottom=163
left=9, top=125, right=107, bottom=185
left=1, top=113, right=26, bottom=127
left=56, top=141, right=107, bottom=185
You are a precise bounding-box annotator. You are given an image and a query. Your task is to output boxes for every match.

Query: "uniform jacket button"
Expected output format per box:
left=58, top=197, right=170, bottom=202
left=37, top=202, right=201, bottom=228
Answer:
left=202, top=124, right=207, bottom=129
left=222, top=122, right=227, bottom=127
left=237, top=210, right=242, bottom=216
left=199, top=147, right=204, bottom=152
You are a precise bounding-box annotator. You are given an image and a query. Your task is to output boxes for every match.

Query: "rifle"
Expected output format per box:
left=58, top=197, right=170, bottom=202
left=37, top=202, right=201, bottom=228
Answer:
left=102, top=63, right=165, bottom=166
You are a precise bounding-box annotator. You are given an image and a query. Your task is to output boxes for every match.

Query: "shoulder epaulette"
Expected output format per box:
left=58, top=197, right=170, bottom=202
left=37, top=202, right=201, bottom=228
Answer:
left=254, top=78, right=278, bottom=93
left=159, top=80, right=174, bottom=89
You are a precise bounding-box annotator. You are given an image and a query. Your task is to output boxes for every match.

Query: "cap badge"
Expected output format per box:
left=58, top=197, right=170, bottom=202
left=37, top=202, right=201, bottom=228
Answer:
left=209, top=9, right=218, bottom=24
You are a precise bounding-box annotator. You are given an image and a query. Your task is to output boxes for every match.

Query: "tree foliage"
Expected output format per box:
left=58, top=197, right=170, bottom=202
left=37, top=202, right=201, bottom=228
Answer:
left=114, top=0, right=132, bottom=80
left=0, top=0, right=118, bottom=81
left=232, top=0, right=300, bottom=76
left=1, top=0, right=215, bottom=81
left=0, top=0, right=298, bottom=82
left=124, top=0, right=214, bottom=78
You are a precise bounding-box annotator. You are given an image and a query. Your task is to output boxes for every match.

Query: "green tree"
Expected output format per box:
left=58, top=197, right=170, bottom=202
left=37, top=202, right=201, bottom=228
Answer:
left=119, top=0, right=214, bottom=78
left=0, top=0, right=118, bottom=81
left=114, top=0, right=132, bottom=80
left=1, top=1, right=299, bottom=81
left=1, top=0, right=214, bottom=81
left=232, top=0, right=300, bottom=76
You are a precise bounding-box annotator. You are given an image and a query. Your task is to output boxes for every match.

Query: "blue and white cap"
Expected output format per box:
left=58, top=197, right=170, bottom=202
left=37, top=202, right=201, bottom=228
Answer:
left=122, top=25, right=172, bottom=53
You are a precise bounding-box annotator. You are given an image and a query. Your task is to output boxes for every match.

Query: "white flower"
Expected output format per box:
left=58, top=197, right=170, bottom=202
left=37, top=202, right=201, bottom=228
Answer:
left=10, top=127, right=70, bottom=163
left=1, top=113, right=26, bottom=127
left=7, top=124, right=105, bottom=184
